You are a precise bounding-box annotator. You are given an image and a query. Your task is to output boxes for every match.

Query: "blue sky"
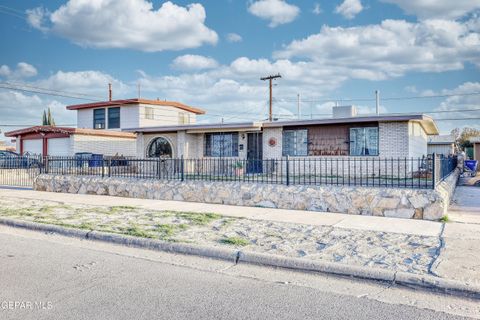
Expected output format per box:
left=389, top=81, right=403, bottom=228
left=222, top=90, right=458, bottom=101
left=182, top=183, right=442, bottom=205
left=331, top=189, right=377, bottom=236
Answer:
left=0, top=0, right=479, bottom=141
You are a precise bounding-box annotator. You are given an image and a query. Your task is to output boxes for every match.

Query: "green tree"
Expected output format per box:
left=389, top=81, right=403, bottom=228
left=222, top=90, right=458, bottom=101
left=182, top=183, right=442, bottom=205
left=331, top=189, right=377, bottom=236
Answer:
left=41, top=108, right=55, bottom=126
left=452, top=127, right=480, bottom=149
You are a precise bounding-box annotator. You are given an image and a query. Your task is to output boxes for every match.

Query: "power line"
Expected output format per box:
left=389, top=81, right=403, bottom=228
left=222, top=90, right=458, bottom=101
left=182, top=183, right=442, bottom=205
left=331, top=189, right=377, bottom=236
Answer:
left=2, top=82, right=105, bottom=99
left=278, top=92, right=480, bottom=103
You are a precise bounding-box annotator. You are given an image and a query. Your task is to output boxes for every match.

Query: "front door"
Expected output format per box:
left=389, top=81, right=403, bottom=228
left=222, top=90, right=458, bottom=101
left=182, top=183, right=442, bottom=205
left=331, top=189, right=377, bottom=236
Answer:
left=247, top=132, right=263, bottom=174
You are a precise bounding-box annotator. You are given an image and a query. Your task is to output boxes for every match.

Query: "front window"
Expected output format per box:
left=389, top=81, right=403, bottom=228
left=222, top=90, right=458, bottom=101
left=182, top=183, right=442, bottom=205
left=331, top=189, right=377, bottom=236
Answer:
left=204, top=133, right=239, bottom=157
left=108, top=107, right=120, bottom=129
left=93, top=109, right=105, bottom=129
left=282, top=129, right=308, bottom=156
left=148, top=137, right=173, bottom=158
left=145, top=107, right=154, bottom=120
left=178, top=112, right=190, bottom=124
left=350, top=127, right=379, bottom=156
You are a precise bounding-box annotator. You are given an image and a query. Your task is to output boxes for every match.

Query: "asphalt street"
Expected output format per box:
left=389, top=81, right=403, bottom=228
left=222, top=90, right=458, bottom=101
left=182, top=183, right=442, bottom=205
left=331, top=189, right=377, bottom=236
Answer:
left=0, top=227, right=476, bottom=320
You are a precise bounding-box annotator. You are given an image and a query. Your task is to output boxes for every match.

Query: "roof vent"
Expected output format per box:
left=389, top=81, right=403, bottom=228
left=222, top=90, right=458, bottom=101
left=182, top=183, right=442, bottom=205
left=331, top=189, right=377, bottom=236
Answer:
left=333, top=105, right=357, bottom=118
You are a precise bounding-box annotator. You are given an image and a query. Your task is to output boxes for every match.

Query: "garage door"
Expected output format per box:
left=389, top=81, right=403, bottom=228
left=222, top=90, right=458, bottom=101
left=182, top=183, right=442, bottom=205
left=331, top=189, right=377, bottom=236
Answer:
left=23, top=139, right=43, bottom=156
left=47, top=138, right=70, bottom=156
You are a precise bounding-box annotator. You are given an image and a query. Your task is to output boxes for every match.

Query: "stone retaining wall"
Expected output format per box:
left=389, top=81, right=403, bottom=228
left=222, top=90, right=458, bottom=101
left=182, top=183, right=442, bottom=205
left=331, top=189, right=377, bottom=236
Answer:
left=34, top=169, right=460, bottom=221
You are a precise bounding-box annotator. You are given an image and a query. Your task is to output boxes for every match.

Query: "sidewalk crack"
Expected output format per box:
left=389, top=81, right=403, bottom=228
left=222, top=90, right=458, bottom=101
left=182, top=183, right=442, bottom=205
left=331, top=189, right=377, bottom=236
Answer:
left=427, top=223, right=446, bottom=276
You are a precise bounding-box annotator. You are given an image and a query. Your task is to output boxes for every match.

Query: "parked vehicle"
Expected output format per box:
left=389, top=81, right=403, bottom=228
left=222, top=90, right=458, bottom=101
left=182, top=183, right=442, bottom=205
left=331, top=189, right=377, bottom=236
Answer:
left=0, top=151, right=40, bottom=168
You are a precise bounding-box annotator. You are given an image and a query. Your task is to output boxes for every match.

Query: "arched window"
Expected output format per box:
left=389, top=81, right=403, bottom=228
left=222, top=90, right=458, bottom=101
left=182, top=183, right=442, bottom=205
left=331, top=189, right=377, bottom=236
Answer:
left=147, top=137, right=173, bottom=158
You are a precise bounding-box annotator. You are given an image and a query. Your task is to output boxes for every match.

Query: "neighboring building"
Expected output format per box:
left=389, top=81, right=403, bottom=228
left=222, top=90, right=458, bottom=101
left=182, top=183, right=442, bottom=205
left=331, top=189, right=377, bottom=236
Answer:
left=4, top=126, right=136, bottom=157
left=5, top=98, right=205, bottom=157
left=427, top=134, right=455, bottom=156
left=67, top=98, right=205, bottom=130
left=472, top=137, right=480, bottom=164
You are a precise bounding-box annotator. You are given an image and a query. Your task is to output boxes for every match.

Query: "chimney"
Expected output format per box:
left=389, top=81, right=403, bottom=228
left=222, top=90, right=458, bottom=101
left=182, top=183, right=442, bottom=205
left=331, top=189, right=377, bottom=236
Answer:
left=375, top=90, right=380, bottom=115
left=108, top=83, right=112, bottom=101
left=333, top=105, right=357, bottom=118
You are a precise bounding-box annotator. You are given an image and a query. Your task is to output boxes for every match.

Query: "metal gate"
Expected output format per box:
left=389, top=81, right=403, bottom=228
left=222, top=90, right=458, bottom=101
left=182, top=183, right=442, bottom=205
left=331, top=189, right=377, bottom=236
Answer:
left=0, top=156, right=43, bottom=188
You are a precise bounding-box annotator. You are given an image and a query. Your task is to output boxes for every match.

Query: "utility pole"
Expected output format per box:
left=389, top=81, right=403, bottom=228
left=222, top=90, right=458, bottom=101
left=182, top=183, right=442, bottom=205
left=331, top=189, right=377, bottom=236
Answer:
left=297, top=93, right=301, bottom=119
left=260, top=74, right=281, bottom=121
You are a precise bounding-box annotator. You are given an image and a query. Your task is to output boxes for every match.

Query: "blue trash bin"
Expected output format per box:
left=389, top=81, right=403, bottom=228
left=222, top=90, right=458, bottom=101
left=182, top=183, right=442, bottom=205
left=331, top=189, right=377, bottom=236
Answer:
left=88, top=154, right=104, bottom=167
left=75, top=152, right=93, bottom=167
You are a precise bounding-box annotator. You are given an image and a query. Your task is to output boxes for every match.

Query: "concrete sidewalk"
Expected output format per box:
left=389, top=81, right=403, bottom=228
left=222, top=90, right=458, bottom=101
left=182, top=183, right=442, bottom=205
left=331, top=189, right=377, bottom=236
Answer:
left=0, top=188, right=442, bottom=237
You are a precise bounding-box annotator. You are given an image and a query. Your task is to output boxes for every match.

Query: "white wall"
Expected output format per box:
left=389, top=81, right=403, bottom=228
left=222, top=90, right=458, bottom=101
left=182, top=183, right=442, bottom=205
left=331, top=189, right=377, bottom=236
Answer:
left=77, top=104, right=197, bottom=130
left=408, top=121, right=428, bottom=158
left=72, top=135, right=137, bottom=156
left=77, top=109, right=93, bottom=129
left=138, top=104, right=196, bottom=128
left=428, top=144, right=454, bottom=156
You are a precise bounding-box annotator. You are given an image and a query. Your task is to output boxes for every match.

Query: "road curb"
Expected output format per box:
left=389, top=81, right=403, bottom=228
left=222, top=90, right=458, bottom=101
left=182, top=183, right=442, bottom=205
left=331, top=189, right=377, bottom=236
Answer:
left=1, top=218, right=479, bottom=299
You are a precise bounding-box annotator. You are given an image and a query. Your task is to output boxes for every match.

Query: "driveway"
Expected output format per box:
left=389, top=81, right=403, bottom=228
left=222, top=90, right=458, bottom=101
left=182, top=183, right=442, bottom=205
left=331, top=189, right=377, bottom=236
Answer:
left=450, top=186, right=480, bottom=224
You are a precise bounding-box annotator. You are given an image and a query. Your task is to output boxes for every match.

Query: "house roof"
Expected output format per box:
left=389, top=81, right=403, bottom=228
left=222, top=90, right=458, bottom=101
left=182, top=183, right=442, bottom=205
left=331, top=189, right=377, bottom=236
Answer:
left=124, top=114, right=439, bottom=135
left=124, top=122, right=263, bottom=134
left=267, top=114, right=438, bottom=134
left=66, top=98, right=206, bottom=115
left=4, top=126, right=136, bottom=139
left=262, top=114, right=438, bottom=134
left=470, top=137, right=480, bottom=143
left=427, top=134, right=455, bottom=145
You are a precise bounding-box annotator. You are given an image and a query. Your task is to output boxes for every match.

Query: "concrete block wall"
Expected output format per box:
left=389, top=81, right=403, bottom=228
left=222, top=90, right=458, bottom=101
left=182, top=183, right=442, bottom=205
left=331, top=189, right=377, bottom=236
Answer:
left=72, top=134, right=137, bottom=157
left=262, top=128, right=283, bottom=159
left=379, top=122, right=409, bottom=158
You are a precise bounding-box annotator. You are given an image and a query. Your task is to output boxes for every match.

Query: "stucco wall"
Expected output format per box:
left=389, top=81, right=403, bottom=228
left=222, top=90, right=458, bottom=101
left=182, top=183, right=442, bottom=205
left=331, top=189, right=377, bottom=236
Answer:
left=138, top=104, right=196, bottom=128
left=76, top=106, right=140, bottom=130
left=142, top=133, right=178, bottom=158
left=34, top=168, right=459, bottom=221
left=408, top=121, right=428, bottom=158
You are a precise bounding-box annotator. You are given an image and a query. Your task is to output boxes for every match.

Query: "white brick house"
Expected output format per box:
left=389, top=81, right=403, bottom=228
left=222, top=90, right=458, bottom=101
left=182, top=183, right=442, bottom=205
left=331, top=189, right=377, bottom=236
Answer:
left=4, top=126, right=136, bottom=157
left=125, top=113, right=438, bottom=162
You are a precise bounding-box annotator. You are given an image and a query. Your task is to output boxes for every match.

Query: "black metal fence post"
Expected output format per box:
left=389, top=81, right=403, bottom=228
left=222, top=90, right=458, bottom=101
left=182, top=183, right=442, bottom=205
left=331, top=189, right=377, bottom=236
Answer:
left=181, top=155, right=185, bottom=182
left=44, top=156, right=49, bottom=174
left=432, top=153, right=436, bottom=189
left=108, top=158, right=111, bottom=177
left=101, top=158, right=105, bottom=178
left=286, top=155, right=290, bottom=186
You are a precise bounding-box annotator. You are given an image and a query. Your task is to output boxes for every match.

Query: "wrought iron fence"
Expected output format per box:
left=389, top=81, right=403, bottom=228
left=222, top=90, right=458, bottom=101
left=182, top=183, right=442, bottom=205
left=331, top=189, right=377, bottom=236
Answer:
left=0, top=154, right=457, bottom=189
left=41, top=154, right=458, bottom=189
left=0, top=155, right=43, bottom=187
left=434, top=154, right=458, bottom=186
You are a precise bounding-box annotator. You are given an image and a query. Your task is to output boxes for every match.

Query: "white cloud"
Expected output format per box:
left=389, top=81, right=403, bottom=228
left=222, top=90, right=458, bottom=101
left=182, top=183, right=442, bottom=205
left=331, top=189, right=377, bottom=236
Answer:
left=226, top=33, right=243, bottom=43
left=313, top=3, right=322, bottom=15
left=36, top=70, right=128, bottom=99
left=0, top=91, right=73, bottom=141
left=171, top=55, right=219, bottom=71
left=26, top=0, right=218, bottom=52
left=248, top=0, right=300, bottom=27
left=0, top=62, right=38, bottom=79
left=275, top=18, right=480, bottom=79
left=25, top=7, right=49, bottom=32
left=432, top=82, right=480, bottom=133
left=335, top=0, right=363, bottom=19
left=381, top=0, right=480, bottom=20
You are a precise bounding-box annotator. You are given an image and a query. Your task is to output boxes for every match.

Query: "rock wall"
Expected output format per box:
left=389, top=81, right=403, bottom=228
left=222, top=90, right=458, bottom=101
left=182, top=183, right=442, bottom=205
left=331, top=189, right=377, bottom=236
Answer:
left=34, top=169, right=460, bottom=221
